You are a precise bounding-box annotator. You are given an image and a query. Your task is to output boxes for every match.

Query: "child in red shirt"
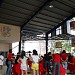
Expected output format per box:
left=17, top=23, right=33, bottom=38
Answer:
left=27, top=58, right=32, bottom=70
left=15, top=59, right=22, bottom=75
left=39, top=56, right=44, bottom=75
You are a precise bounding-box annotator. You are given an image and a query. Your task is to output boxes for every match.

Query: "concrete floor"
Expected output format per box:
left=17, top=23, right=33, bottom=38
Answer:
left=0, top=66, right=75, bottom=75
left=0, top=66, right=6, bottom=75
left=0, top=66, right=32, bottom=75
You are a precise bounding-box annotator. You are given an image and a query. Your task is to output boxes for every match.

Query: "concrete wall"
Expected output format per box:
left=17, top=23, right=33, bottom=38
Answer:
left=0, top=43, right=10, bottom=52
left=0, top=23, right=20, bottom=52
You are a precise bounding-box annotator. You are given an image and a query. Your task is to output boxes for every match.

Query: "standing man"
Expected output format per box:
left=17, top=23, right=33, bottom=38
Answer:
left=6, top=49, right=13, bottom=75
left=52, top=52, right=60, bottom=75
left=61, top=50, right=68, bottom=72
left=44, top=52, right=52, bottom=72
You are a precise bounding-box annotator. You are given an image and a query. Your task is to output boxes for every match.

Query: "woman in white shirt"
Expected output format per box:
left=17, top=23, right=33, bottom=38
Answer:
left=31, top=50, right=39, bottom=75
left=0, top=53, right=4, bottom=69
left=21, top=51, right=28, bottom=75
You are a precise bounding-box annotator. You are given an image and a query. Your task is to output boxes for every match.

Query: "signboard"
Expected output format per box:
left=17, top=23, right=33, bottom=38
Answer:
left=70, top=21, right=75, bottom=30
left=0, top=23, right=20, bottom=43
left=55, top=42, right=62, bottom=48
left=67, top=19, right=75, bottom=35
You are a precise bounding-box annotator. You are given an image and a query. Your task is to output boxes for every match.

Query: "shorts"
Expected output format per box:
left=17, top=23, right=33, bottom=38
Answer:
left=21, top=66, right=27, bottom=70
left=31, top=63, right=39, bottom=70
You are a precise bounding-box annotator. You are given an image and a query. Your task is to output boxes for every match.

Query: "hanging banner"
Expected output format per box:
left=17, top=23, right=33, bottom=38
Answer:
left=0, top=23, right=20, bottom=43
left=55, top=42, right=62, bottom=48
left=70, top=21, right=75, bottom=30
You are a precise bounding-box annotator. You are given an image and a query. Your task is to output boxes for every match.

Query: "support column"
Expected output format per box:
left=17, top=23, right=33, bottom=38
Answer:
left=22, top=40, right=24, bottom=51
left=19, top=28, right=21, bottom=53
left=46, top=33, right=48, bottom=54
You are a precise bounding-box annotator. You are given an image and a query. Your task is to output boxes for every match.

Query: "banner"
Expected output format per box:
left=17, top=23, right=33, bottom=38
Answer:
left=55, top=42, right=62, bottom=48
left=0, top=23, right=20, bottom=43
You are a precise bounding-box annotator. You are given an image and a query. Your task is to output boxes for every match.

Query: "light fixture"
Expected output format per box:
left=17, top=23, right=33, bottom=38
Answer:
left=49, top=5, right=53, bottom=8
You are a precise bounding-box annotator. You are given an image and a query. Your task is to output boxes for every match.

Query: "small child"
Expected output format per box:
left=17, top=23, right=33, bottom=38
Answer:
left=27, top=58, right=32, bottom=71
left=15, top=58, right=22, bottom=75
left=13, top=53, right=22, bottom=75
left=39, top=56, right=44, bottom=75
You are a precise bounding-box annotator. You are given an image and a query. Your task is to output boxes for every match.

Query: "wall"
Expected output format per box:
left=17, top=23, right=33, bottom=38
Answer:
left=0, top=43, right=10, bottom=52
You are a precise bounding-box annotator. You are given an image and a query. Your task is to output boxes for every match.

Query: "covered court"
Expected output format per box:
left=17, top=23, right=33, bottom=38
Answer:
left=0, top=0, right=75, bottom=75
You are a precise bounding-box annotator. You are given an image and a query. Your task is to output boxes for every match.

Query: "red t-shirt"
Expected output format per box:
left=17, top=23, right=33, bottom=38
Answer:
left=39, top=60, right=44, bottom=72
left=8, top=53, right=13, bottom=61
left=61, top=53, right=68, bottom=60
left=52, top=53, right=60, bottom=63
left=15, top=59, right=22, bottom=74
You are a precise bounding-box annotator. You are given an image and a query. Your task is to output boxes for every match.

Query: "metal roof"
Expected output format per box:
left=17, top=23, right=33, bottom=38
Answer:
left=0, top=0, right=75, bottom=38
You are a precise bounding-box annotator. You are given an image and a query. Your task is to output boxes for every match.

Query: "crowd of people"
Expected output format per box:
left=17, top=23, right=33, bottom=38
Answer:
left=3, top=49, right=75, bottom=75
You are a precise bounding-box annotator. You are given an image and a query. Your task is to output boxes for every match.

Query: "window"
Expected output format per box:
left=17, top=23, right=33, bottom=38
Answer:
left=12, top=42, right=19, bottom=55
left=67, top=17, right=75, bottom=35
left=56, top=26, right=62, bottom=35
left=48, top=33, right=51, bottom=37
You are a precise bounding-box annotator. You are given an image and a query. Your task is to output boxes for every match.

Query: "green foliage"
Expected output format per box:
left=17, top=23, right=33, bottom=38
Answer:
left=50, top=40, right=71, bottom=52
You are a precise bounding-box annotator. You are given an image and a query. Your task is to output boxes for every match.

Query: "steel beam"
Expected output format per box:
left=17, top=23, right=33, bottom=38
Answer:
left=0, top=0, right=4, bottom=7
left=47, top=14, right=75, bottom=34
left=21, top=0, right=54, bottom=30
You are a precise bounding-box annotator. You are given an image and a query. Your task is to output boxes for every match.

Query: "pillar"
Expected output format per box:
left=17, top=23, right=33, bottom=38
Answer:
left=46, top=33, right=48, bottom=54
left=19, top=28, right=21, bottom=53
